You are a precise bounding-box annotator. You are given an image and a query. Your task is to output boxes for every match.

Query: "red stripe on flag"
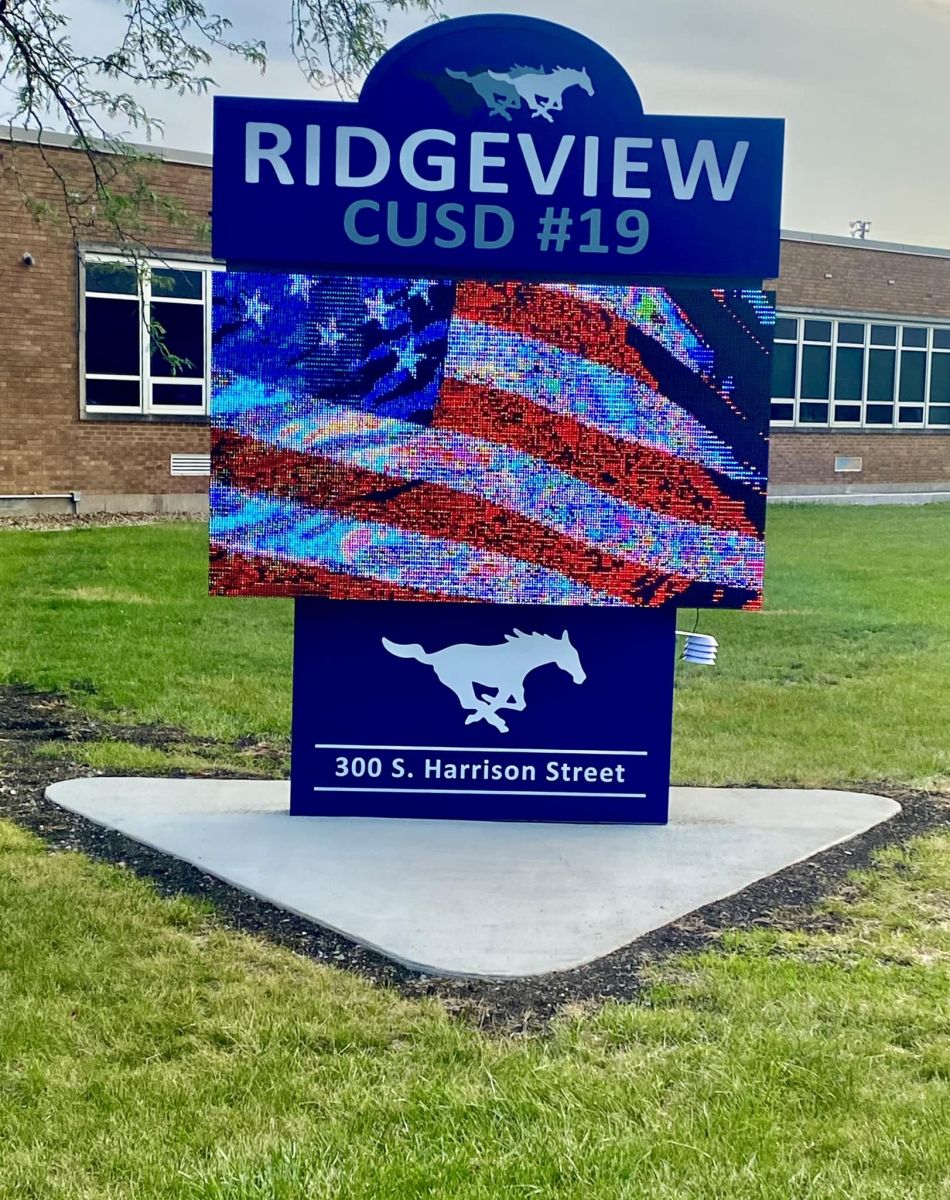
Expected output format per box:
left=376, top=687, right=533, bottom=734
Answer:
left=212, top=430, right=695, bottom=606
left=452, top=281, right=660, bottom=388
left=210, top=546, right=464, bottom=602
left=432, top=378, right=761, bottom=538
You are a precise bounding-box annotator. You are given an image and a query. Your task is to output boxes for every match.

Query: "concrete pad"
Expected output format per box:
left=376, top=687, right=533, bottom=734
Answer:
left=46, top=778, right=899, bottom=978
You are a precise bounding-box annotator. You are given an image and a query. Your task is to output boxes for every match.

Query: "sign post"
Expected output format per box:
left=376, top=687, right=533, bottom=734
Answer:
left=210, top=14, right=784, bottom=824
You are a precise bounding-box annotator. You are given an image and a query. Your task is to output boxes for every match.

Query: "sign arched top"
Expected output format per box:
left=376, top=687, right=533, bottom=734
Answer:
left=212, top=14, right=783, bottom=280
left=359, top=13, right=645, bottom=124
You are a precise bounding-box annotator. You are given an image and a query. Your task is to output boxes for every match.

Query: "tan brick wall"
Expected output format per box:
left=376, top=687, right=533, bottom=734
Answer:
left=765, top=238, right=950, bottom=320
left=764, top=239, right=950, bottom=487
left=769, top=432, right=950, bottom=487
left=3, top=142, right=950, bottom=500
left=0, top=140, right=211, bottom=502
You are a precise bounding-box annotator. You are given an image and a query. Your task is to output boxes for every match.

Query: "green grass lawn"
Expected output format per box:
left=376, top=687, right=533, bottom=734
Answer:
left=2, top=507, right=950, bottom=1197
left=2, top=817, right=949, bottom=1198
left=2, top=504, right=949, bottom=788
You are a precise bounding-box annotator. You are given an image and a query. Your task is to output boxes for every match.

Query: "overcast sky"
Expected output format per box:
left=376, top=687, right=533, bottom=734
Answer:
left=46, top=0, right=950, bottom=246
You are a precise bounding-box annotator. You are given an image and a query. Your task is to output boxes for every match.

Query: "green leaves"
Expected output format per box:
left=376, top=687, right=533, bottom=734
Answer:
left=0, top=0, right=441, bottom=247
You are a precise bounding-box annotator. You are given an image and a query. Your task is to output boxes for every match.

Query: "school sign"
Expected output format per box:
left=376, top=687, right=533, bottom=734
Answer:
left=213, top=15, right=782, bottom=280
left=210, top=14, right=784, bottom=824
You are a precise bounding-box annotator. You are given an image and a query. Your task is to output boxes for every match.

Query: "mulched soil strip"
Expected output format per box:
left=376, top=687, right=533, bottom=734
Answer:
left=0, top=512, right=204, bottom=532
left=1, top=684, right=948, bottom=1034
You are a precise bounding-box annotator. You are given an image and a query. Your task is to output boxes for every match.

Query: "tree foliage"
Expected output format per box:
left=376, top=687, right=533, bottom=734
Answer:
left=0, top=0, right=441, bottom=245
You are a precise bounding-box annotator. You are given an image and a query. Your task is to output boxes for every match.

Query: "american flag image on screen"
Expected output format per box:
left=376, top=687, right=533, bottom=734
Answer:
left=210, top=275, right=773, bottom=608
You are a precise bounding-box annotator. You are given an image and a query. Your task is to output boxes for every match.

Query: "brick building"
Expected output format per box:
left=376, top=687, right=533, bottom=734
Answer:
left=1, top=128, right=948, bottom=513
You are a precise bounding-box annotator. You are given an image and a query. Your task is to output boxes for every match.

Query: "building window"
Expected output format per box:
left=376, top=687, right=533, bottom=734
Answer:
left=771, top=314, right=950, bottom=429
left=81, top=254, right=218, bottom=416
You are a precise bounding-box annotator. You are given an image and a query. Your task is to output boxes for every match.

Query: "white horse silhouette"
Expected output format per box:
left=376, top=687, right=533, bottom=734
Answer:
left=486, top=66, right=594, bottom=123
left=382, top=629, right=586, bottom=733
left=444, top=65, right=543, bottom=121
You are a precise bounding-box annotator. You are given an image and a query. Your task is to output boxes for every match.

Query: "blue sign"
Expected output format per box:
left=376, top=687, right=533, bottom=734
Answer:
left=291, top=600, right=675, bottom=822
left=212, top=14, right=784, bottom=280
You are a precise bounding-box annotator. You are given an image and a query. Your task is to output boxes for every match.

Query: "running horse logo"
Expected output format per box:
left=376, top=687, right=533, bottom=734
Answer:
left=382, top=630, right=586, bottom=733
left=445, top=65, right=594, bottom=123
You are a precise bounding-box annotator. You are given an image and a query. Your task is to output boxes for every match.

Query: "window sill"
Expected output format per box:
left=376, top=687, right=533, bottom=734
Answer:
left=770, top=424, right=950, bottom=435
left=80, top=411, right=210, bottom=425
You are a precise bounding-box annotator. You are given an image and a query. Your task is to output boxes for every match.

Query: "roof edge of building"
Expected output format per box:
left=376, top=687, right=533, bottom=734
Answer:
left=0, top=124, right=211, bottom=168
left=781, top=228, right=950, bottom=261
left=3, top=125, right=949, bottom=260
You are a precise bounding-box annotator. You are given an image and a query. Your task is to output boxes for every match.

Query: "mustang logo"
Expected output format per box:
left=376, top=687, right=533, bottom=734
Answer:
left=445, top=65, right=594, bottom=123
left=382, top=629, right=586, bottom=733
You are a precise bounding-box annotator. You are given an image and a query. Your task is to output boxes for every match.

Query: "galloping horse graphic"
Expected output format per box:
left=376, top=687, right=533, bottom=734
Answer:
left=486, top=66, right=594, bottom=122
left=445, top=65, right=593, bottom=123
left=382, top=630, right=586, bottom=733
left=444, top=65, right=542, bottom=121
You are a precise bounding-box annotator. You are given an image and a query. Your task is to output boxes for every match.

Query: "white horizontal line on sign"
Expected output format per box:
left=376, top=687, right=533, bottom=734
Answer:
left=312, top=787, right=647, bottom=799
left=313, top=744, right=648, bottom=756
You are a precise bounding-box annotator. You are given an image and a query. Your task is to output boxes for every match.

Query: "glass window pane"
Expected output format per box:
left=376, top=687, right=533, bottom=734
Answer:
left=866, top=404, right=894, bottom=425
left=801, top=344, right=831, bottom=399
left=834, top=346, right=864, bottom=401
left=870, top=324, right=897, bottom=346
left=930, top=354, right=950, bottom=402
left=929, top=405, right=950, bottom=425
left=901, top=327, right=927, bottom=348
left=898, top=406, right=924, bottom=423
left=150, top=301, right=204, bottom=378
left=898, top=351, right=926, bottom=403
left=833, top=404, right=861, bottom=423
left=770, top=402, right=794, bottom=422
left=85, top=378, right=141, bottom=408
left=803, top=319, right=832, bottom=342
left=799, top=402, right=829, bottom=424
left=85, top=297, right=141, bottom=376
left=933, top=329, right=950, bottom=350
left=85, top=261, right=138, bottom=295
left=867, top=348, right=896, bottom=402
left=774, top=317, right=797, bottom=341
left=151, top=382, right=204, bottom=407
left=151, top=268, right=203, bottom=301
left=837, top=322, right=865, bottom=344
left=772, top=342, right=797, bottom=398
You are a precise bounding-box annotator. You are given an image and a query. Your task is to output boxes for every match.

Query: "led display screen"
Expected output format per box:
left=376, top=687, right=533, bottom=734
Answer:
left=210, top=274, right=773, bottom=608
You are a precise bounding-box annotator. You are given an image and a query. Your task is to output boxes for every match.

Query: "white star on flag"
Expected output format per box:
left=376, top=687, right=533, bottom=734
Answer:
left=407, top=280, right=434, bottom=302
left=365, top=288, right=399, bottom=326
left=288, top=275, right=311, bottom=301
left=241, top=289, right=271, bottom=328
left=316, top=317, right=344, bottom=352
left=395, top=336, right=425, bottom=377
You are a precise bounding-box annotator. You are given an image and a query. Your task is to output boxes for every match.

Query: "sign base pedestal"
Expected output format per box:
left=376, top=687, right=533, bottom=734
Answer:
left=290, top=599, right=675, bottom=824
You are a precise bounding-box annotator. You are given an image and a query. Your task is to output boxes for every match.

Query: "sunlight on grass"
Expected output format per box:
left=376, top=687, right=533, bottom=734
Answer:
left=34, top=740, right=281, bottom=778
left=1, top=505, right=948, bottom=787
left=1, top=818, right=949, bottom=1198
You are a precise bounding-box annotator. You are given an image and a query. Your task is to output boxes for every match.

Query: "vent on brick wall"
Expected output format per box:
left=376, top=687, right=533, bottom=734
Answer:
left=170, top=453, right=211, bottom=477
left=834, top=455, right=863, bottom=473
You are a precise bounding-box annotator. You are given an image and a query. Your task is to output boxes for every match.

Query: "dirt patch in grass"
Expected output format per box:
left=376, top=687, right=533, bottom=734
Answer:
left=0, top=512, right=204, bottom=532
left=2, top=683, right=948, bottom=1033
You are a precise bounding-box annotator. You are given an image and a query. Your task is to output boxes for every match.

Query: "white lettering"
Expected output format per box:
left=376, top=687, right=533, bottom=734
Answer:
left=470, top=132, right=509, bottom=194
left=613, top=137, right=652, bottom=199
left=343, top=199, right=380, bottom=245
left=474, top=205, right=514, bottom=250
left=387, top=200, right=427, bottom=247
left=399, top=129, right=456, bottom=192
left=662, top=138, right=749, bottom=201
left=305, top=125, right=321, bottom=186
left=583, top=135, right=600, bottom=198
left=245, top=122, right=293, bottom=185
left=434, top=202, right=466, bottom=248
left=336, top=126, right=391, bottom=188
left=517, top=134, right=575, bottom=195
